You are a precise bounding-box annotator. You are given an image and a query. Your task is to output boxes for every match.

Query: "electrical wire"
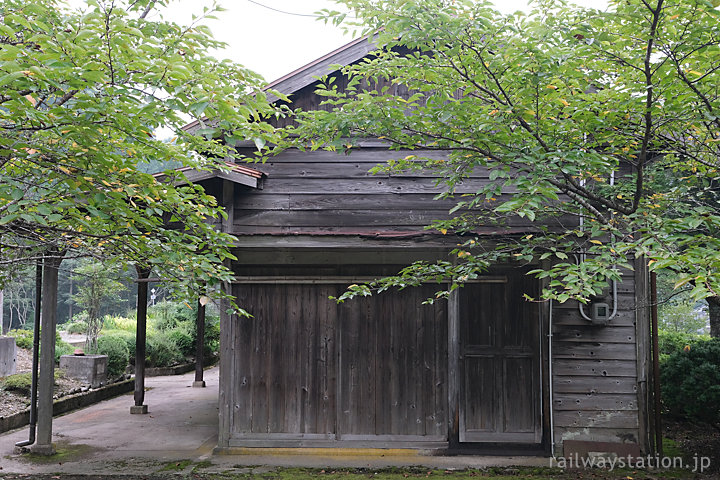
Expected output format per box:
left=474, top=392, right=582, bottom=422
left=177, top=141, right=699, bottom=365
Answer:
left=246, top=0, right=323, bottom=18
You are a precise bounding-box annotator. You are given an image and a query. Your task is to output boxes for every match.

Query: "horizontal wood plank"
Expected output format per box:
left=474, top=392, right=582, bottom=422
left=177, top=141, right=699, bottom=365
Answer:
left=258, top=177, right=506, bottom=195
left=554, top=410, right=639, bottom=429
left=240, top=148, right=452, bottom=164
left=552, top=342, right=637, bottom=360
left=553, top=393, right=637, bottom=411
left=555, top=427, right=639, bottom=444
left=553, top=375, right=638, bottom=395
left=235, top=193, right=464, bottom=211
left=551, top=309, right=636, bottom=327
left=552, top=326, right=636, bottom=344
left=552, top=359, right=637, bottom=377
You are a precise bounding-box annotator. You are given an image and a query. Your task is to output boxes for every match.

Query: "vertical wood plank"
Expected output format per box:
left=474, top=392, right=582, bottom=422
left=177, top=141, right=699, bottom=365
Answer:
left=448, top=288, right=460, bottom=446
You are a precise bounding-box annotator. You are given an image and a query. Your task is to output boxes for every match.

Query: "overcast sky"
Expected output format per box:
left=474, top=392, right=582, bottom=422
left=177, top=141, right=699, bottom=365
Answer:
left=150, top=0, right=609, bottom=83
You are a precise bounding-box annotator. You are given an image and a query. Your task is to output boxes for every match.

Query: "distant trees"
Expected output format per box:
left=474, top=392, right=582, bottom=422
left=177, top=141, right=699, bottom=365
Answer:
left=71, top=260, right=124, bottom=352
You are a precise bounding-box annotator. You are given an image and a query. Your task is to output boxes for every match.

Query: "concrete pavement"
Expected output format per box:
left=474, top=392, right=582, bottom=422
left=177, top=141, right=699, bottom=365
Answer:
left=0, top=367, right=548, bottom=476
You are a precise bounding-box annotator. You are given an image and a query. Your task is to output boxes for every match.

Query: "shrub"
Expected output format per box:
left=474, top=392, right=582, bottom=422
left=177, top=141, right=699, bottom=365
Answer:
left=658, top=329, right=711, bottom=364
left=661, top=338, right=720, bottom=426
left=63, top=320, right=87, bottom=335
left=167, top=323, right=194, bottom=357
left=7, top=329, right=33, bottom=349
left=55, top=340, right=75, bottom=363
left=149, top=300, right=194, bottom=331
left=1, top=372, right=32, bottom=394
left=146, top=333, right=183, bottom=368
left=101, top=315, right=136, bottom=333
left=202, top=317, right=220, bottom=358
left=96, top=334, right=130, bottom=377
left=1, top=370, right=62, bottom=394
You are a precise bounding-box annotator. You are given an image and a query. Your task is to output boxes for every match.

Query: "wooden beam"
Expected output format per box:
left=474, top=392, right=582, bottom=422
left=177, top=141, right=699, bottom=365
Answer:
left=193, top=297, right=206, bottom=388
left=222, top=180, right=235, bottom=234
left=33, top=253, right=63, bottom=455
left=131, top=266, right=151, bottom=414
left=447, top=289, right=460, bottom=449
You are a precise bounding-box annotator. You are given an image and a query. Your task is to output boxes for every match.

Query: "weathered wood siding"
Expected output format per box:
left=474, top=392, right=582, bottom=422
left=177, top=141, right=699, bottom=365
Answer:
left=224, top=276, right=449, bottom=447
left=232, top=147, right=574, bottom=240
left=551, top=268, right=643, bottom=451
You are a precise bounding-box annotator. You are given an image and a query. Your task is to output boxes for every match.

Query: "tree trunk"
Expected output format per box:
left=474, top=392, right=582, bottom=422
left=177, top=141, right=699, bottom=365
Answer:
left=709, top=296, right=720, bottom=338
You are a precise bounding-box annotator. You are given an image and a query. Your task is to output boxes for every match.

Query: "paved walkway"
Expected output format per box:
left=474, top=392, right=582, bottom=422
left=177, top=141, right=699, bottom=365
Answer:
left=0, top=367, right=548, bottom=475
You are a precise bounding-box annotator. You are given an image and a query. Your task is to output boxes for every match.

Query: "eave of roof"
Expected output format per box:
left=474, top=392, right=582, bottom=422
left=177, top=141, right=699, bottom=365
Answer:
left=264, top=34, right=376, bottom=102
left=181, top=35, right=377, bottom=133
left=154, top=161, right=266, bottom=189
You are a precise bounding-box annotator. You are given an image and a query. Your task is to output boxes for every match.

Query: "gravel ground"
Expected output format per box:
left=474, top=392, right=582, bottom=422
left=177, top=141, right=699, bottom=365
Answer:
left=0, top=348, right=87, bottom=417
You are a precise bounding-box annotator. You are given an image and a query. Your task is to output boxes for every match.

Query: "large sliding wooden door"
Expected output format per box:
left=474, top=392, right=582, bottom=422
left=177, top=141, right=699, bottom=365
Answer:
left=458, top=276, right=542, bottom=444
left=229, top=282, right=447, bottom=446
left=337, top=285, right=447, bottom=443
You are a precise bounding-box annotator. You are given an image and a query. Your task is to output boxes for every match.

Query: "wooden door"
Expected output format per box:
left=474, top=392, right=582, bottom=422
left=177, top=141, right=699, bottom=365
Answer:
left=458, top=276, right=542, bottom=443
left=337, top=284, right=448, bottom=443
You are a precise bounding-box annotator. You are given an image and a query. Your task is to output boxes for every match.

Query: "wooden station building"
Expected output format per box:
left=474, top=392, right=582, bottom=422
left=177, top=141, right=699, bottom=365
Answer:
left=188, top=38, right=654, bottom=457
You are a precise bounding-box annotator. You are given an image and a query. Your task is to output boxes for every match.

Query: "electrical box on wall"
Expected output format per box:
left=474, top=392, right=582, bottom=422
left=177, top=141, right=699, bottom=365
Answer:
left=591, top=302, right=610, bottom=324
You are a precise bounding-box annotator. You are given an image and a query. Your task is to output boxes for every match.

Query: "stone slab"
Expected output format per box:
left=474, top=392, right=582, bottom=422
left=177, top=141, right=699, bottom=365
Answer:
left=130, top=404, right=148, bottom=414
left=0, top=336, right=17, bottom=377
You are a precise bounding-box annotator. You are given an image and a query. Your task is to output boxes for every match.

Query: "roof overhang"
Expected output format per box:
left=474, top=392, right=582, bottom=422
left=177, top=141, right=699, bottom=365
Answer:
left=264, top=35, right=377, bottom=103
left=181, top=35, right=378, bottom=134
left=154, top=162, right=266, bottom=189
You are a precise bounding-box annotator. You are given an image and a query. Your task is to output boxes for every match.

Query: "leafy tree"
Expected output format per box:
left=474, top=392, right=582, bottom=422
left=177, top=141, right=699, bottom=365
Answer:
left=0, top=264, right=35, bottom=331
left=0, top=0, right=282, bottom=302
left=71, top=260, right=124, bottom=352
left=293, top=0, right=720, bottom=329
left=659, top=302, right=708, bottom=334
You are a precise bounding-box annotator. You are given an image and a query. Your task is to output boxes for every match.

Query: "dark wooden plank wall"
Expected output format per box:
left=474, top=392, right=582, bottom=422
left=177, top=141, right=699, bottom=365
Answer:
left=551, top=269, right=641, bottom=448
left=226, top=278, right=448, bottom=446
left=268, top=72, right=418, bottom=129
left=232, top=148, right=573, bottom=237
left=338, top=284, right=447, bottom=440
left=230, top=283, right=337, bottom=438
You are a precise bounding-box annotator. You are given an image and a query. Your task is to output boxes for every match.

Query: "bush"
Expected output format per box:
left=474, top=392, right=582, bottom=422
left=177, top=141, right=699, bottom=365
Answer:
left=96, top=334, right=130, bottom=377
left=149, top=300, right=194, bottom=331
left=63, top=320, right=87, bottom=335
left=202, top=317, right=220, bottom=358
left=101, top=315, right=136, bottom=333
left=658, top=329, right=711, bottom=364
left=1, top=372, right=33, bottom=394
left=146, top=333, right=183, bottom=368
left=661, top=338, right=720, bottom=426
left=55, top=340, right=75, bottom=363
left=105, top=330, right=136, bottom=361
left=167, top=323, right=194, bottom=357
left=7, top=329, right=33, bottom=349
left=1, top=370, right=62, bottom=394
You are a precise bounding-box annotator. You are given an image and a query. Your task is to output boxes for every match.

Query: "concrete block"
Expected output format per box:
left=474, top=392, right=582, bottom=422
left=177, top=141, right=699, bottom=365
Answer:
left=30, top=443, right=56, bottom=456
left=130, top=405, right=148, bottom=414
left=0, top=336, right=17, bottom=377
left=192, top=380, right=206, bottom=388
left=59, top=354, right=108, bottom=388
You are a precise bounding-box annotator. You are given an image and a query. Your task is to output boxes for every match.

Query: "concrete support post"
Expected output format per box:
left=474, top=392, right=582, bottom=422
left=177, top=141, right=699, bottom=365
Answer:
left=193, top=296, right=206, bottom=388
left=33, top=253, right=62, bottom=455
left=131, top=266, right=151, bottom=415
